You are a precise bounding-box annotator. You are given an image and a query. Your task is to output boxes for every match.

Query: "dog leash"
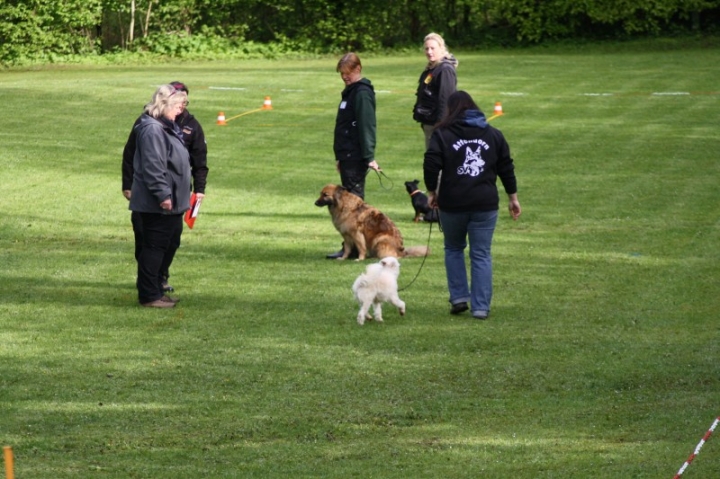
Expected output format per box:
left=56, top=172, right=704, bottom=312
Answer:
left=367, top=168, right=394, bottom=190
left=398, top=216, right=436, bottom=292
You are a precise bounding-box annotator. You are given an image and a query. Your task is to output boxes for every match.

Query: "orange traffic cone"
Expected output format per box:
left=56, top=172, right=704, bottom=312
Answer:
left=261, top=96, right=273, bottom=110
left=216, top=112, right=227, bottom=125
left=493, top=102, right=503, bottom=116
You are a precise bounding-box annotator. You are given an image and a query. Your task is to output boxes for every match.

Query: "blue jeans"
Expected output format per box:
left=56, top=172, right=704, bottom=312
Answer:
left=439, top=210, right=498, bottom=313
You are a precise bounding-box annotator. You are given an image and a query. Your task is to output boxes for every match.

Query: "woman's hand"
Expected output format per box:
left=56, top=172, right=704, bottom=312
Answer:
left=508, top=194, right=521, bottom=220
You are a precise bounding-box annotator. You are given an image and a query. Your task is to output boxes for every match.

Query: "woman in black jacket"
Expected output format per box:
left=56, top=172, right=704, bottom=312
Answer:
left=413, top=32, right=458, bottom=149
left=423, top=91, right=521, bottom=320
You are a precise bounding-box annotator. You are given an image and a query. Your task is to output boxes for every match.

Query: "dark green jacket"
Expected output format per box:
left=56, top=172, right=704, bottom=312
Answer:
left=333, top=78, right=376, bottom=163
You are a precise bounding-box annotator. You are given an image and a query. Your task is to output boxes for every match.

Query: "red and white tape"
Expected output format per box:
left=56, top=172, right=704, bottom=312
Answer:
left=673, top=416, right=720, bottom=478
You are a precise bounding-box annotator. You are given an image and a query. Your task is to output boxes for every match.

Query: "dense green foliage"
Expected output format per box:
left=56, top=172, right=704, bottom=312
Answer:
left=2, top=40, right=720, bottom=478
left=1, top=0, right=719, bottom=65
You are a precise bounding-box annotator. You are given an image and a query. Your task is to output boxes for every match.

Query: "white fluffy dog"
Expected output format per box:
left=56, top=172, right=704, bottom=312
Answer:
left=351, top=256, right=406, bottom=325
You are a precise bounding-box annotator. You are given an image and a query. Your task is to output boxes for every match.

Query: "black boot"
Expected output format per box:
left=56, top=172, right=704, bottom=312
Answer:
left=326, top=249, right=345, bottom=259
left=325, top=244, right=359, bottom=259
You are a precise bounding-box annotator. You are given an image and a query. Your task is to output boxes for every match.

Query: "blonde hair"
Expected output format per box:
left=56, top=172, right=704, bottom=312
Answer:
left=424, top=32, right=450, bottom=62
left=337, top=52, right=362, bottom=74
left=144, top=84, right=188, bottom=119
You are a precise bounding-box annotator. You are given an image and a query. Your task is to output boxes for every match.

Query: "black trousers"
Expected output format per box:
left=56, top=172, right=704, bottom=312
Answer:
left=135, top=212, right=183, bottom=304
left=132, top=211, right=179, bottom=282
left=338, top=160, right=369, bottom=200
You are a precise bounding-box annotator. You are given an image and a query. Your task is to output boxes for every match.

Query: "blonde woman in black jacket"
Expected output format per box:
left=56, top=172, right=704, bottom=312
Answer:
left=424, top=91, right=521, bottom=320
left=413, top=32, right=458, bottom=148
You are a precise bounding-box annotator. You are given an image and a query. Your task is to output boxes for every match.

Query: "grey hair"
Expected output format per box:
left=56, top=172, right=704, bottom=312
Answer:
left=144, top=84, right=188, bottom=119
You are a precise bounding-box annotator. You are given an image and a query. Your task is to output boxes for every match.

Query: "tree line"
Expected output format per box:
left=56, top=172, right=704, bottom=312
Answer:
left=1, top=0, right=718, bottom=65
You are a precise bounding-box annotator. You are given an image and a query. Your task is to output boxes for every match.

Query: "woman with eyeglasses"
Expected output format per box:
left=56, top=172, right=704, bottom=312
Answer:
left=127, top=84, right=192, bottom=308
left=122, top=81, right=209, bottom=294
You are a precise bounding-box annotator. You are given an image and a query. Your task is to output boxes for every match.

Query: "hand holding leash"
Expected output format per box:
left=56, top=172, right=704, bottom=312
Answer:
left=427, top=191, right=438, bottom=209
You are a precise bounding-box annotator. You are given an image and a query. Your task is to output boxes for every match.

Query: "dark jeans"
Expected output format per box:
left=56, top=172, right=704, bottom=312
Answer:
left=132, top=211, right=179, bottom=282
left=338, top=160, right=369, bottom=200
left=135, top=212, right=183, bottom=304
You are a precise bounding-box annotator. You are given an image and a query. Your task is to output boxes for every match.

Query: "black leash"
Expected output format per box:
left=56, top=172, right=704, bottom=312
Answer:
left=361, top=167, right=438, bottom=291
left=367, top=168, right=394, bottom=190
left=398, top=213, right=438, bottom=292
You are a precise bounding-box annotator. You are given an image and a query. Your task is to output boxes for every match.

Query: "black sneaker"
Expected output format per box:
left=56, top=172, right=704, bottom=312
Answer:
left=326, top=250, right=345, bottom=259
left=162, top=281, right=174, bottom=292
left=450, top=302, right=469, bottom=315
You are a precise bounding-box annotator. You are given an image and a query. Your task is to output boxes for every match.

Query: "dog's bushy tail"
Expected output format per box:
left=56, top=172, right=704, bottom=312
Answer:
left=403, top=246, right=430, bottom=257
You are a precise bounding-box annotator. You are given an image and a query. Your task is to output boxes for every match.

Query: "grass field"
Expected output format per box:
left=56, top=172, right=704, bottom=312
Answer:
left=1, top=39, right=719, bottom=478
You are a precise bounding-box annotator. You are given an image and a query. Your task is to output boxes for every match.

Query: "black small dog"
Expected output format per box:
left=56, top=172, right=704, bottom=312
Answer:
left=404, top=179, right=439, bottom=223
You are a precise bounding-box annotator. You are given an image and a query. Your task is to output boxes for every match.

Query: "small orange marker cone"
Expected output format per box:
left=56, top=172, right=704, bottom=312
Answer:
left=216, top=112, right=227, bottom=126
left=494, top=102, right=503, bottom=116
left=4, top=446, right=15, bottom=479
left=261, top=96, right=273, bottom=110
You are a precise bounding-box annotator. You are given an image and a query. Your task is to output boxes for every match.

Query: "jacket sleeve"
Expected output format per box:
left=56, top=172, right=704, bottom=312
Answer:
left=136, top=125, right=171, bottom=203
left=494, top=130, right=517, bottom=195
left=354, top=88, right=377, bottom=162
left=423, top=130, right=444, bottom=192
left=435, top=65, right=457, bottom=124
left=121, top=116, right=142, bottom=191
left=187, top=118, right=209, bottom=194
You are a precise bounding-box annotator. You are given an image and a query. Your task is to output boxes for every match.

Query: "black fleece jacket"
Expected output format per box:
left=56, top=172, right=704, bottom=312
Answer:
left=423, top=110, right=517, bottom=212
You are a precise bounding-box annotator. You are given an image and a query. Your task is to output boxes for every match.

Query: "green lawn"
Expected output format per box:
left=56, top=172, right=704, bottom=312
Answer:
left=1, top=41, right=719, bottom=478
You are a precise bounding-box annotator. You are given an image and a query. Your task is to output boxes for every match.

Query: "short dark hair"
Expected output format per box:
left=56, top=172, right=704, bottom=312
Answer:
left=170, top=81, right=189, bottom=95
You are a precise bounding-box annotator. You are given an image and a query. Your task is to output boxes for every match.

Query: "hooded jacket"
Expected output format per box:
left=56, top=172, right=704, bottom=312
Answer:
left=334, top=78, right=376, bottom=163
left=423, top=109, right=517, bottom=212
left=129, top=114, right=191, bottom=215
left=413, top=55, right=458, bottom=125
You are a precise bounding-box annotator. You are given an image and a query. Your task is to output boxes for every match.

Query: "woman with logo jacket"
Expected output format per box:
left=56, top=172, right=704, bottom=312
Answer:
left=423, top=91, right=521, bottom=320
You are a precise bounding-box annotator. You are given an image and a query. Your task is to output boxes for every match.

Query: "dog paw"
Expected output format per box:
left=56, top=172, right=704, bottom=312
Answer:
left=375, top=316, right=383, bottom=322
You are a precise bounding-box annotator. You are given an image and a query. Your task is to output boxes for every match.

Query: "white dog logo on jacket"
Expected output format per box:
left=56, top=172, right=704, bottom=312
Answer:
left=457, top=145, right=485, bottom=177
left=351, top=257, right=406, bottom=325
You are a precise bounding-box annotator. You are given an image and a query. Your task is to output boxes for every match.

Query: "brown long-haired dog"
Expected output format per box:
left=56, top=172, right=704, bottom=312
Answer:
left=314, top=184, right=430, bottom=260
